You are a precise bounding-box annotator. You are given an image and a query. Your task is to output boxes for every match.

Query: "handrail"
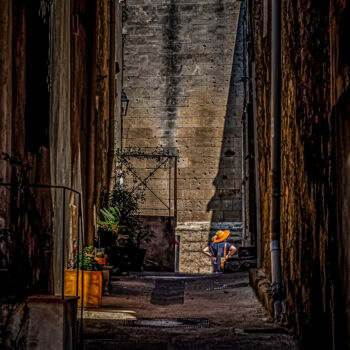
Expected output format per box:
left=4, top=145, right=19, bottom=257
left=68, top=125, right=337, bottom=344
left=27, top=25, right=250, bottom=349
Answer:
left=0, top=182, right=84, bottom=346
left=0, top=182, right=82, bottom=195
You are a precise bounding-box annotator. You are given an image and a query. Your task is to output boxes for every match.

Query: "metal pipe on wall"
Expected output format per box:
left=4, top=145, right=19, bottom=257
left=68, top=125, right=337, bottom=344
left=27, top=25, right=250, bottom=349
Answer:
left=241, top=0, right=248, bottom=247
left=270, top=0, right=283, bottom=319
left=252, top=62, right=262, bottom=268
left=87, top=2, right=98, bottom=246
left=108, top=0, right=116, bottom=195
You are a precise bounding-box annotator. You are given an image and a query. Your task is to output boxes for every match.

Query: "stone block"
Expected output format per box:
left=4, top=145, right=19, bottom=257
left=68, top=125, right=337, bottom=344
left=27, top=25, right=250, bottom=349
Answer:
left=178, top=231, right=207, bottom=244
left=180, top=241, right=206, bottom=252
left=178, top=189, right=205, bottom=200
left=177, top=107, right=226, bottom=118
left=180, top=146, right=222, bottom=158
left=178, top=168, right=218, bottom=179
left=178, top=210, right=212, bottom=222
left=187, top=157, right=219, bottom=169
left=199, top=265, right=213, bottom=274
left=26, top=296, right=77, bottom=350
left=178, top=199, right=209, bottom=211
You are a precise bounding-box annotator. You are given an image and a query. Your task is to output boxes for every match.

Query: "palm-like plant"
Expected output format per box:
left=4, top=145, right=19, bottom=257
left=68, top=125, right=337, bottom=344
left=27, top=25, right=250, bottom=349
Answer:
left=97, top=206, right=122, bottom=235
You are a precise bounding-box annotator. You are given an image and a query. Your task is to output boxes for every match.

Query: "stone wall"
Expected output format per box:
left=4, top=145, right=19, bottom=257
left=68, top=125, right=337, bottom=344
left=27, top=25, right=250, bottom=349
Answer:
left=251, top=0, right=350, bottom=347
left=330, top=1, right=350, bottom=347
left=0, top=0, right=123, bottom=345
left=123, top=0, right=246, bottom=273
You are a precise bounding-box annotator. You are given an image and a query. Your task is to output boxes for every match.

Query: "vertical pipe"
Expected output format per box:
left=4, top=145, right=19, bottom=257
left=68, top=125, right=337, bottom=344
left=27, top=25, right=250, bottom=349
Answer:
left=76, top=193, right=80, bottom=350
left=62, top=189, right=66, bottom=299
left=78, top=193, right=84, bottom=344
left=174, top=156, right=178, bottom=272
left=241, top=1, right=249, bottom=247
left=252, top=63, right=262, bottom=268
left=108, top=0, right=116, bottom=195
left=270, top=0, right=283, bottom=319
left=169, top=158, right=171, bottom=217
left=241, top=111, right=247, bottom=245
left=120, top=28, right=127, bottom=151
left=87, top=1, right=98, bottom=246
left=174, top=156, right=178, bottom=221
left=76, top=194, right=80, bottom=298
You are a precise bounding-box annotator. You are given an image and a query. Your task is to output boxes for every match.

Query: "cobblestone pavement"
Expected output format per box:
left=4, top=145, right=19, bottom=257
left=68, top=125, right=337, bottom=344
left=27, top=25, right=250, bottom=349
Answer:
left=83, top=272, right=299, bottom=350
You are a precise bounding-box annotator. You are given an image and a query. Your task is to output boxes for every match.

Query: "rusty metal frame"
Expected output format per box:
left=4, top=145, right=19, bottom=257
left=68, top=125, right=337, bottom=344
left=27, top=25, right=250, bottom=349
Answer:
left=121, top=153, right=178, bottom=220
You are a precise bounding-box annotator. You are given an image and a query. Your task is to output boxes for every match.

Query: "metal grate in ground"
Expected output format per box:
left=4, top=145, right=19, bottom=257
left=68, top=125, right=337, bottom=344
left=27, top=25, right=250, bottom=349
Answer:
left=207, top=282, right=249, bottom=290
left=188, top=280, right=249, bottom=291
left=123, top=318, right=210, bottom=329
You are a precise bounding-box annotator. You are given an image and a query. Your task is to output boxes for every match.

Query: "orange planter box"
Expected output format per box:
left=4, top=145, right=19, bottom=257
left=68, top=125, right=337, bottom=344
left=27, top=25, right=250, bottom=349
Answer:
left=64, top=270, right=102, bottom=308
left=95, top=257, right=106, bottom=265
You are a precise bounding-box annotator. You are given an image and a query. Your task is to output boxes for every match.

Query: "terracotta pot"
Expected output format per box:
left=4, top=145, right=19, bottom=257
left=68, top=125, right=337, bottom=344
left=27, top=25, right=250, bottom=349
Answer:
left=64, top=270, right=102, bottom=308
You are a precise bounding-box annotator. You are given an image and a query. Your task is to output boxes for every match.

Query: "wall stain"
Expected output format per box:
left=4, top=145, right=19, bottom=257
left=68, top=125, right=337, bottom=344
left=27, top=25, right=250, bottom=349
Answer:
left=163, top=0, right=182, bottom=148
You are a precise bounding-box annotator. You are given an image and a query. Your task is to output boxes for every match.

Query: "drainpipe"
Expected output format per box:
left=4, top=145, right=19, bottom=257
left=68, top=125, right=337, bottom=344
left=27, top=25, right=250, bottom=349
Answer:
left=108, top=0, right=116, bottom=195
left=87, top=3, right=98, bottom=246
left=270, top=0, right=283, bottom=319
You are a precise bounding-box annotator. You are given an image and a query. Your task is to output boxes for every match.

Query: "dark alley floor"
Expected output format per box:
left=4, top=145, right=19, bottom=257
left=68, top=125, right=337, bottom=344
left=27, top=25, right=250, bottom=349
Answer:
left=82, top=272, right=299, bottom=350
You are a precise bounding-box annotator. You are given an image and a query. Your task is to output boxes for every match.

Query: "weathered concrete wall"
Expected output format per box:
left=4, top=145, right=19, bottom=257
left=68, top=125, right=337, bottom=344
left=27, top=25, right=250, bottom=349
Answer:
left=252, top=0, right=350, bottom=347
left=330, top=1, right=350, bottom=347
left=26, top=297, right=76, bottom=350
left=0, top=0, right=12, bottom=225
left=50, top=0, right=72, bottom=296
left=0, top=0, right=123, bottom=345
left=124, top=0, right=245, bottom=273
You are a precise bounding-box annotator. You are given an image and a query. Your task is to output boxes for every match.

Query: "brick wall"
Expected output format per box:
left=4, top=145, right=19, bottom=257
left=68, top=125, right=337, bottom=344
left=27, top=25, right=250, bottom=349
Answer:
left=123, top=0, right=246, bottom=273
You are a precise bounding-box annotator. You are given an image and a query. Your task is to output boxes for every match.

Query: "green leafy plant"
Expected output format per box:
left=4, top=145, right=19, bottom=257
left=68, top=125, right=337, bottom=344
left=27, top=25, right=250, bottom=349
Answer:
left=107, top=183, right=153, bottom=248
left=72, top=246, right=101, bottom=271
left=97, top=206, right=122, bottom=235
left=121, top=0, right=128, bottom=25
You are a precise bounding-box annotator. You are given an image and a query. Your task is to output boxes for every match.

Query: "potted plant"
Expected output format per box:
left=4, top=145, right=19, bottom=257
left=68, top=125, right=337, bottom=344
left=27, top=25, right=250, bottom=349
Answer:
left=98, top=184, right=152, bottom=273
left=97, top=205, right=122, bottom=266
left=64, top=246, right=103, bottom=308
left=94, top=247, right=107, bottom=266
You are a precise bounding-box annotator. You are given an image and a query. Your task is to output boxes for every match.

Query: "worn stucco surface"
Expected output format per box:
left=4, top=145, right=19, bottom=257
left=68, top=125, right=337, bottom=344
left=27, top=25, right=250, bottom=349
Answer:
left=252, top=0, right=350, bottom=347
left=0, top=0, right=123, bottom=346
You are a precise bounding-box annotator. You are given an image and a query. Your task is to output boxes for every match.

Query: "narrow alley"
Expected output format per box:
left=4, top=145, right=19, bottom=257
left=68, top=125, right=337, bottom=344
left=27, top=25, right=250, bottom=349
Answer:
left=1, top=0, right=350, bottom=349
left=83, top=272, right=297, bottom=350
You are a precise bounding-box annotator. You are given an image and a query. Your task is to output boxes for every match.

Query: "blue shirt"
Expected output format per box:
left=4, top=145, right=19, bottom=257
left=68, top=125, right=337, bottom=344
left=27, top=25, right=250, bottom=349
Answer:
left=209, top=242, right=231, bottom=271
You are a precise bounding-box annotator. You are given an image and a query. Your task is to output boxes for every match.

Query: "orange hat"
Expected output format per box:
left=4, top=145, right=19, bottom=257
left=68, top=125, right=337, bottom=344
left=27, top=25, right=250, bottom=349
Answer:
left=212, top=230, right=230, bottom=243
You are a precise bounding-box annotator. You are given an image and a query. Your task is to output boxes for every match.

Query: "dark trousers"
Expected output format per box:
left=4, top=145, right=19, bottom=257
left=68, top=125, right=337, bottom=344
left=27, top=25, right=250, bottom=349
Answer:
left=212, top=260, right=221, bottom=273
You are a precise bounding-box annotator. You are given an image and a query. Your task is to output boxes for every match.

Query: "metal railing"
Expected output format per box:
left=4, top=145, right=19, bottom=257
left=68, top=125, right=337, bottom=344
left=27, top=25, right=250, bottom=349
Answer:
left=0, top=182, right=85, bottom=347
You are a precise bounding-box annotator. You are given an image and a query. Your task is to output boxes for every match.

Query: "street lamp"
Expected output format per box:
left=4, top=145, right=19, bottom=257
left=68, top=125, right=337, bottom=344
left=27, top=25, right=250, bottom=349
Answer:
left=121, top=89, right=129, bottom=117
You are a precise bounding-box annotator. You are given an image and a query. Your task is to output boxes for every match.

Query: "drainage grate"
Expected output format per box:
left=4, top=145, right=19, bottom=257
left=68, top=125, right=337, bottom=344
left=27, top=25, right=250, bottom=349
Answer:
left=233, top=328, right=288, bottom=334
left=124, top=318, right=210, bottom=329
left=209, top=282, right=249, bottom=290
left=191, top=282, right=248, bottom=291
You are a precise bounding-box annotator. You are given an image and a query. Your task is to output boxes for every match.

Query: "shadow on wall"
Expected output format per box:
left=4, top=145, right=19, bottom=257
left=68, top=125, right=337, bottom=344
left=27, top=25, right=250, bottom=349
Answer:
left=334, top=5, right=350, bottom=347
left=207, top=3, right=244, bottom=243
left=162, top=0, right=181, bottom=149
